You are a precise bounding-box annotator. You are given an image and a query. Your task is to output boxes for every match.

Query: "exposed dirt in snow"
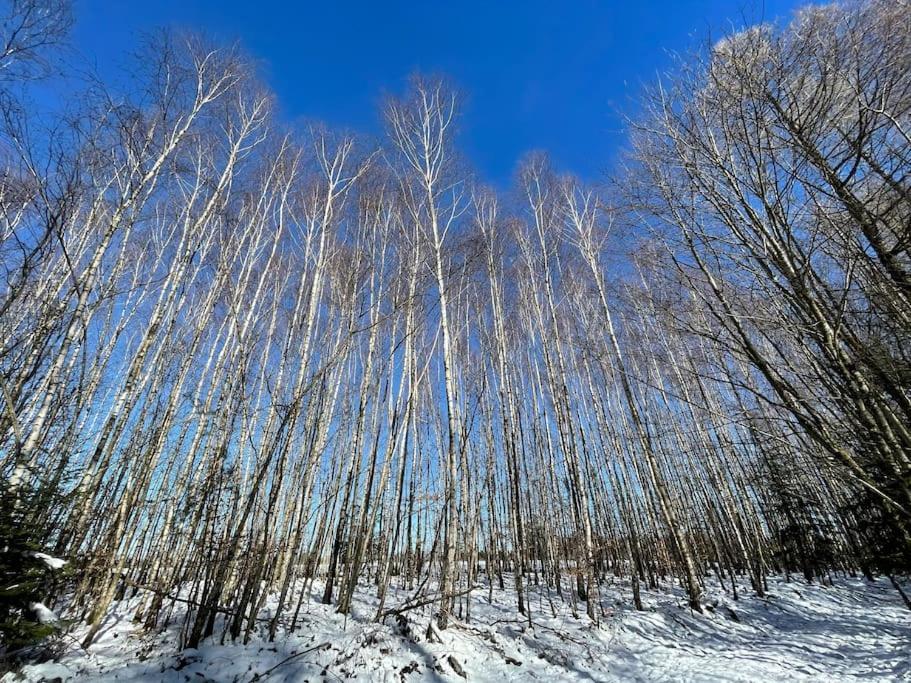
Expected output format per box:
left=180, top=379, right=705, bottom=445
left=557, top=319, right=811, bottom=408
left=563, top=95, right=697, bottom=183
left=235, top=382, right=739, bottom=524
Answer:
left=4, top=575, right=909, bottom=682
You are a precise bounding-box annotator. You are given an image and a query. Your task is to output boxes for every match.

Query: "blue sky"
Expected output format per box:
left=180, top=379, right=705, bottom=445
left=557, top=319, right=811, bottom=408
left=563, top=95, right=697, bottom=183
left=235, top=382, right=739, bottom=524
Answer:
left=72, top=0, right=801, bottom=185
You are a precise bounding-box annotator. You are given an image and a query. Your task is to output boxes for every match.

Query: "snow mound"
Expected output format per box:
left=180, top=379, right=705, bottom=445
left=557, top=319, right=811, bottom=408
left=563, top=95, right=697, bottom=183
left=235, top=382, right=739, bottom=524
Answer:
left=25, top=551, right=68, bottom=570
left=27, top=601, right=59, bottom=624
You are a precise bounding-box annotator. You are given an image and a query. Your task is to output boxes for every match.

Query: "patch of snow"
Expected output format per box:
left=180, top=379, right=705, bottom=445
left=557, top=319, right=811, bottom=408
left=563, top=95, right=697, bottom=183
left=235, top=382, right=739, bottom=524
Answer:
left=6, top=663, right=74, bottom=682
left=28, top=601, right=59, bottom=624
left=26, top=551, right=68, bottom=570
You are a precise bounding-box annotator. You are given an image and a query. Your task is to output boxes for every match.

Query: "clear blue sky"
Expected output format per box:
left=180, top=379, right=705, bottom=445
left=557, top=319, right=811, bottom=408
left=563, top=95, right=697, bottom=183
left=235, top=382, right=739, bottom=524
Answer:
left=72, top=0, right=801, bottom=185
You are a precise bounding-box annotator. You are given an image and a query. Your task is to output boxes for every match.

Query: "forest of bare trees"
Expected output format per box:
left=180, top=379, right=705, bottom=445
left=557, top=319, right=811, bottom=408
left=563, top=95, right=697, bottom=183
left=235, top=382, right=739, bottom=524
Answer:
left=1, top=0, right=909, bottom=661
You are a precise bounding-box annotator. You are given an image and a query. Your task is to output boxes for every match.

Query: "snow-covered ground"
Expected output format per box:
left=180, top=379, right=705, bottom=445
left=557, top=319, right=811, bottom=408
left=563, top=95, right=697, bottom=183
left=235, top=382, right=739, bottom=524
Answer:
left=6, top=574, right=909, bottom=682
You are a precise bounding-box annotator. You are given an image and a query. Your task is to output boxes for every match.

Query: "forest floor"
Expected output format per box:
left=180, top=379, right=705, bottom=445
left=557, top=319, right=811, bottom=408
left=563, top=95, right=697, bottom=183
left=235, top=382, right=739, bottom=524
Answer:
left=5, top=573, right=909, bottom=682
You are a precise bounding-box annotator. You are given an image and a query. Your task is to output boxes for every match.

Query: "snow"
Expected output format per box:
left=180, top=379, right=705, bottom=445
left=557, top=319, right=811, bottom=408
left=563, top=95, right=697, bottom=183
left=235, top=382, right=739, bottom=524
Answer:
left=25, top=551, right=68, bottom=570
left=6, top=663, right=72, bottom=682
left=28, top=602, right=59, bottom=624
left=5, top=575, right=909, bottom=682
